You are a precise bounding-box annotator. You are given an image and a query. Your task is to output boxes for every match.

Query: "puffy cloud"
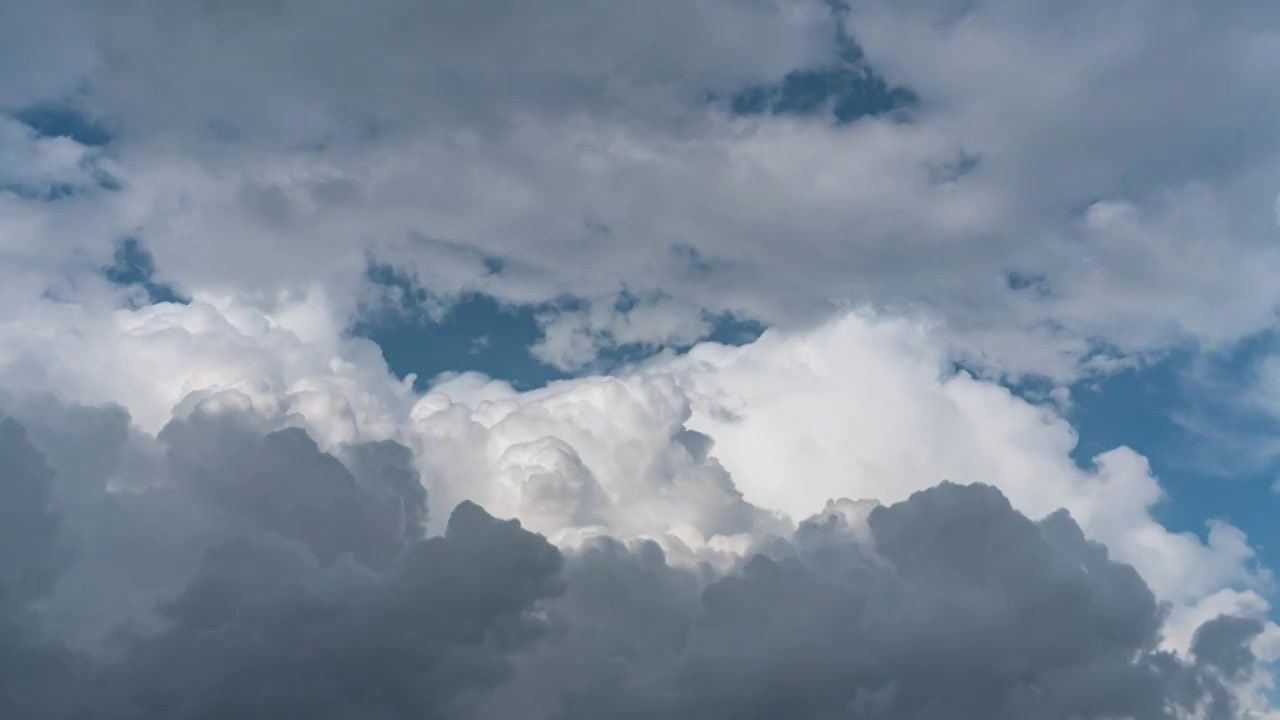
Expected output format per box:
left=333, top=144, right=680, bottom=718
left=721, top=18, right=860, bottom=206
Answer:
left=156, top=412, right=423, bottom=569
left=409, top=372, right=786, bottom=549
left=5, top=1, right=1280, bottom=378
left=493, top=484, right=1269, bottom=719
left=1, top=293, right=1266, bottom=621
left=0, top=291, right=414, bottom=438
left=0, top=400, right=567, bottom=718
left=643, top=311, right=1267, bottom=610
left=535, top=481, right=1254, bottom=717
left=1, top=399, right=1271, bottom=718
left=89, top=502, right=563, bottom=719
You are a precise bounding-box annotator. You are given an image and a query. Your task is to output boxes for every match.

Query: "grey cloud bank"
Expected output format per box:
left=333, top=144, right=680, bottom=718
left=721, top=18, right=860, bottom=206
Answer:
left=0, top=399, right=1266, bottom=718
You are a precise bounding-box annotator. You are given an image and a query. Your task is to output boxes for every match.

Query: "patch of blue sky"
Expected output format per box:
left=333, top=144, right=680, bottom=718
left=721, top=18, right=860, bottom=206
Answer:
left=725, top=18, right=915, bottom=125
left=357, top=290, right=568, bottom=392
left=354, top=263, right=765, bottom=391
left=354, top=261, right=564, bottom=390
left=102, top=238, right=188, bottom=306
left=14, top=103, right=112, bottom=147
left=729, top=62, right=915, bottom=125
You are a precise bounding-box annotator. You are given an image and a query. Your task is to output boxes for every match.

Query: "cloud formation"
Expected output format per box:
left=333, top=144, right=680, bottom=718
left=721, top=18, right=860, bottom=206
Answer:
left=2, top=1, right=1279, bottom=716
left=1, top=296, right=1271, bottom=652
left=4, top=1, right=1280, bottom=378
left=0, top=401, right=1272, bottom=718
left=1, top=400, right=566, bottom=718
left=535, top=484, right=1265, bottom=720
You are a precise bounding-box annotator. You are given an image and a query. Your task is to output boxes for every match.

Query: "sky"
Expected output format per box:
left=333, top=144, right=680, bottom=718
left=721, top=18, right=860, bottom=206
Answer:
left=2, top=1, right=1280, bottom=717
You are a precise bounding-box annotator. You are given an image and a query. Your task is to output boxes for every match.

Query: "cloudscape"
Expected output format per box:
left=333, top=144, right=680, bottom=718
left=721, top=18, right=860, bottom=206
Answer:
left=2, top=1, right=1280, bottom=717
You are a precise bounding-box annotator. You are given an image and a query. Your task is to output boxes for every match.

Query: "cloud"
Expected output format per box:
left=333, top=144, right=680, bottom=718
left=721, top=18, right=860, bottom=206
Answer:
left=89, top=502, right=563, bottom=719
left=404, top=371, right=790, bottom=561
left=4, top=1, right=1280, bottom=379
left=1, top=2, right=1279, bottom=715
left=0, top=294, right=1265, bottom=619
left=157, top=411, right=424, bottom=569
left=536, top=484, right=1261, bottom=720
left=0, top=415, right=87, bottom=719
left=0, top=400, right=567, bottom=718
left=1, top=399, right=1272, bottom=718
left=0, top=291, right=415, bottom=438
left=3, top=0, right=833, bottom=143
left=645, top=311, right=1267, bottom=609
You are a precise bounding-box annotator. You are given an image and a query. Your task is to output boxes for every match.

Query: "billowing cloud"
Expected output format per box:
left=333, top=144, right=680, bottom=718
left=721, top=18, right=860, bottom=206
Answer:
left=0, top=295, right=1269, bottom=631
left=527, top=484, right=1265, bottom=720
left=0, top=399, right=567, bottom=718
left=0, top=402, right=1272, bottom=717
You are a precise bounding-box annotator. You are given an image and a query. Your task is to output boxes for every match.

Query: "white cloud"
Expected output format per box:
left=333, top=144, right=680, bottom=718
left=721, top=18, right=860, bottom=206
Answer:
left=4, top=1, right=1280, bottom=379
left=639, top=312, right=1265, bottom=607
left=0, top=289, right=414, bottom=444
left=3, top=291, right=1264, bottom=621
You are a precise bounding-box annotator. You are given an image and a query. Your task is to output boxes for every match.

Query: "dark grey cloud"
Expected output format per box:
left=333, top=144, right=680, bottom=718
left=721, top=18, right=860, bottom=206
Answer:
left=0, top=401, right=1269, bottom=718
left=0, top=417, right=68, bottom=604
left=158, top=411, right=423, bottom=569
left=90, top=501, right=563, bottom=719
left=1, top=400, right=566, bottom=719
left=541, top=484, right=1263, bottom=720
left=1193, top=615, right=1266, bottom=682
left=0, top=415, right=86, bottom=720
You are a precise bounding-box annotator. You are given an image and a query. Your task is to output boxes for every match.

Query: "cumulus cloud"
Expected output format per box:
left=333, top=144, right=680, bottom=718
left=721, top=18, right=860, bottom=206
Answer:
left=1, top=402, right=1271, bottom=717
left=532, top=484, right=1264, bottom=720
left=643, top=312, right=1268, bottom=609
left=0, top=294, right=1267, bottom=622
left=0, top=415, right=70, bottom=687
left=0, top=398, right=566, bottom=718
left=0, top=291, right=415, bottom=438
